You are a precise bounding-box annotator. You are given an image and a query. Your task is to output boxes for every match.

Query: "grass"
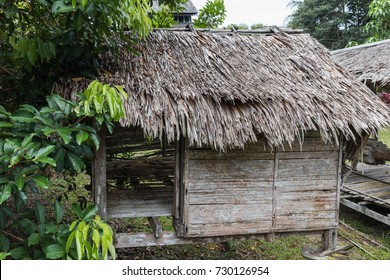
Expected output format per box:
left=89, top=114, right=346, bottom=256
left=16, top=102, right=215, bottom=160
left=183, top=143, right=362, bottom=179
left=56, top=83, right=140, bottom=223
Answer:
left=114, top=211, right=390, bottom=260
left=378, top=128, right=390, bottom=146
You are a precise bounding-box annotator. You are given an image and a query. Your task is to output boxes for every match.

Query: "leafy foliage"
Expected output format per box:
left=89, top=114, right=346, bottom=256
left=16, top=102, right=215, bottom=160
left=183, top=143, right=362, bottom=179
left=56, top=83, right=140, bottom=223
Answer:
left=193, top=0, right=226, bottom=29
left=364, top=0, right=390, bottom=41
left=288, top=0, right=372, bottom=49
left=66, top=205, right=115, bottom=260
left=0, top=81, right=123, bottom=259
left=225, top=23, right=250, bottom=30
left=74, top=80, right=128, bottom=134
left=152, top=4, right=177, bottom=28
left=0, top=0, right=152, bottom=107
left=250, top=23, right=266, bottom=30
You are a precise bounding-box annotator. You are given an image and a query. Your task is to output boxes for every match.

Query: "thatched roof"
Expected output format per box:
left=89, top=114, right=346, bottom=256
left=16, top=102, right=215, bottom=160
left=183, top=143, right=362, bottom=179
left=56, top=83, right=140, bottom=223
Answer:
left=56, top=29, right=390, bottom=151
left=331, top=39, right=390, bottom=90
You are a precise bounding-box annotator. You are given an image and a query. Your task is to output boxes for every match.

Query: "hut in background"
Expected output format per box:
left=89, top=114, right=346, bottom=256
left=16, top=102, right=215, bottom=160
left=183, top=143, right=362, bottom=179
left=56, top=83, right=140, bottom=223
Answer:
left=332, top=40, right=390, bottom=165
left=56, top=29, right=389, bottom=249
left=331, top=39, right=390, bottom=91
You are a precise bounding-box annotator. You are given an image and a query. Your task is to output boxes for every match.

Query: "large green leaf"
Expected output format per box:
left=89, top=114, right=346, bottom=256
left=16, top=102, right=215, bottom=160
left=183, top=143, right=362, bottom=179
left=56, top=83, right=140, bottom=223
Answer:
left=53, top=147, right=66, bottom=171
left=33, top=115, right=57, bottom=128
left=82, top=205, right=98, bottom=221
left=0, top=183, right=12, bottom=205
left=35, top=202, right=46, bottom=224
left=0, top=105, right=10, bottom=115
left=0, top=176, right=9, bottom=184
left=0, top=252, right=10, bottom=260
left=14, top=174, right=26, bottom=190
left=4, top=139, right=20, bottom=153
left=57, top=127, right=72, bottom=144
left=47, top=95, right=73, bottom=115
left=21, top=133, right=35, bottom=147
left=66, top=153, right=84, bottom=172
left=36, top=156, right=57, bottom=167
left=31, top=175, right=50, bottom=189
left=27, top=39, right=37, bottom=65
left=10, top=246, right=31, bottom=260
left=54, top=200, right=64, bottom=224
left=76, top=130, right=89, bottom=145
left=0, top=121, right=13, bottom=128
left=21, top=165, right=39, bottom=176
left=33, top=145, right=55, bottom=161
left=72, top=204, right=83, bottom=220
left=14, top=191, right=27, bottom=213
left=10, top=110, right=35, bottom=123
left=88, top=133, right=100, bottom=150
left=27, top=233, right=41, bottom=247
left=0, top=234, right=10, bottom=252
left=52, top=1, right=75, bottom=14
left=45, top=244, right=66, bottom=259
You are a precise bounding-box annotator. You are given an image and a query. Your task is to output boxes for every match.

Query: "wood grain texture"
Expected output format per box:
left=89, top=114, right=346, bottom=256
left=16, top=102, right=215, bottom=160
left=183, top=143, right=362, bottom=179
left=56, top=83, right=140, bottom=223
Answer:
left=92, top=127, right=107, bottom=219
left=183, top=136, right=339, bottom=238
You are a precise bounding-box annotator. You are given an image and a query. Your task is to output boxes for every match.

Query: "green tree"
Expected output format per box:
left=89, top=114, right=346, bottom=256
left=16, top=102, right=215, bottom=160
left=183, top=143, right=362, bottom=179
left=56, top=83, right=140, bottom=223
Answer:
left=193, top=0, right=226, bottom=29
left=0, top=81, right=124, bottom=259
left=150, top=0, right=189, bottom=28
left=250, top=23, right=266, bottom=30
left=225, top=23, right=250, bottom=30
left=0, top=0, right=152, bottom=107
left=364, top=0, right=390, bottom=41
left=288, top=0, right=372, bottom=49
left=0, top=0, right=183, bottom=108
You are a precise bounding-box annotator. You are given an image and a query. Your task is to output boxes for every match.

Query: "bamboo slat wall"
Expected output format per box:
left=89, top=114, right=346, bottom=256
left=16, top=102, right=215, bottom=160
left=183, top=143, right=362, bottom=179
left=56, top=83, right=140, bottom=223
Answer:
left=181, top=133, right=340, bottom=237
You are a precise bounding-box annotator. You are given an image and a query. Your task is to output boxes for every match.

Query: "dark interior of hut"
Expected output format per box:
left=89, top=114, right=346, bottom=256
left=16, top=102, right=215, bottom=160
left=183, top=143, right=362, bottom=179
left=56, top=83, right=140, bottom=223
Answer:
left=105, top=125, right=175, bottom=219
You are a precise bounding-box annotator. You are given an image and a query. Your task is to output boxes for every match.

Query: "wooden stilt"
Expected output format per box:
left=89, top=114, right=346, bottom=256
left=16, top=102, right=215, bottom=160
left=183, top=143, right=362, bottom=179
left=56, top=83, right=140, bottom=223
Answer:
left=322, top=229, right=337, bottom=251
left=92, top=127, right=107, bottom=220
left=148, top=217, right=163, bottom=238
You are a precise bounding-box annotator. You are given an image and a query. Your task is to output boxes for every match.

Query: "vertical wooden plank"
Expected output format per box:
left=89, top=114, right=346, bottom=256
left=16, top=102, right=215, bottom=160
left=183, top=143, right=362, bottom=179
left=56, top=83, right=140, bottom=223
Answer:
left=182, top=136, right=189, bottom=237
left=271, top=148, right=279, bottom=229
left=92, top=127, right=107, bottom=220
left=173, top=139, right=181, bottom=220
left=335, top=135, right=344, bottom=224
left=173, top=136, right=186, bottom=237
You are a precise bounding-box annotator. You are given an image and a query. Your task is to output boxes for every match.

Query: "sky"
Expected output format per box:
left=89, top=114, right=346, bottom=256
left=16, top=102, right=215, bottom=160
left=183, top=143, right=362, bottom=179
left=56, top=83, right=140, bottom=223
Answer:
left=191, top=0, right=295, bottom=27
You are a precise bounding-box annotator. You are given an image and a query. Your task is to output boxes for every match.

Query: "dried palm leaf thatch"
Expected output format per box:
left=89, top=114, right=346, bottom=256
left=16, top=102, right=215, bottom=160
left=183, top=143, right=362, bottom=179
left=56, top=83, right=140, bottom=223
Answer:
left=332, top=39, right=390, bottom=90
left=55, top=30, right=390, bottom=151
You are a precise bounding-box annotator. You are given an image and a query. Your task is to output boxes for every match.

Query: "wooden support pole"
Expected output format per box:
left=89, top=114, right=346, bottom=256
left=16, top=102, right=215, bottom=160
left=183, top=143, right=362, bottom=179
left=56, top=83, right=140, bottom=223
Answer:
left=92, top=127, right=107, bottom=220
left=148, top=217, right=163, bottom=238
left=322, top=229, right=337, bottom=251
left=271, top=148, right=279, bottom=229
left=335, top=135, right=343, bottom=224
left=265, top=233, right=275, bottom=242
left=173, top=136, right=186, bottom=237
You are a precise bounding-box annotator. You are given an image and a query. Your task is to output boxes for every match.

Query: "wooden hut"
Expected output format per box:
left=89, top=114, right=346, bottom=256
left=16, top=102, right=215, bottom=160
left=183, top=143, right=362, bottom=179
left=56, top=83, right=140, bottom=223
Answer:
left=331, top=40, right=390, bottom=226
left=332, top=39, right=390, bottom=91
left=56, top=29, right=389, bottom=249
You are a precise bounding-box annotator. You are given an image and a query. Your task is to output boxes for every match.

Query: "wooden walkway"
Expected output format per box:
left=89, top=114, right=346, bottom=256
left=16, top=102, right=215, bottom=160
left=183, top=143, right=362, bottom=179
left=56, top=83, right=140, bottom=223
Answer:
left=342, top=164, right=390, bottom=226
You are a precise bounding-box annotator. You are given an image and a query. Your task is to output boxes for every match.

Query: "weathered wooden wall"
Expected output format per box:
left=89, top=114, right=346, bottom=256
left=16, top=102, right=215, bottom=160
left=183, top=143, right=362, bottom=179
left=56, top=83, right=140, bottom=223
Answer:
left=182, top=133, right=340, bottom=238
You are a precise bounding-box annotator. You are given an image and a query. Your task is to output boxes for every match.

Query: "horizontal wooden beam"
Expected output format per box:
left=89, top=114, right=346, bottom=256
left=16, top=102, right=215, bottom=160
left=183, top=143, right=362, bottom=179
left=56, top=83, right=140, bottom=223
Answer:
left=341, top=198, right=390, bottom=226
left=115, top=230, right=330, bottom=248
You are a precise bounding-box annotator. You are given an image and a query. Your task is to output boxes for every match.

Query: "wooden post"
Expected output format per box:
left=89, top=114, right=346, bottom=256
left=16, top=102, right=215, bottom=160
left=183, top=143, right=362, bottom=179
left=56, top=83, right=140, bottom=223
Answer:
left=265, top=233, right=275, bottom=242
left=92, top=127, right=107, bottom=220
left=322, top=229, right=337, bottom=251
left=148, top=217, right=163, bottom=238
left=335, top=135, right=344, bottom=224
left=271, top=148, right=279, bottom=229
left=173, top=136, right=186, bottom=237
